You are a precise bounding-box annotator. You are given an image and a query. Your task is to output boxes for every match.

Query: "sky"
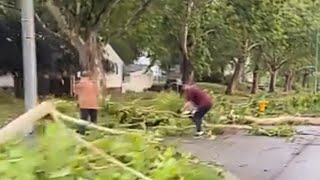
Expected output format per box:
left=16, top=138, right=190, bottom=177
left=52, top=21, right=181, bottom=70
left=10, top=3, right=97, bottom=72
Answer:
left=135, top=56, right=150, bottom=65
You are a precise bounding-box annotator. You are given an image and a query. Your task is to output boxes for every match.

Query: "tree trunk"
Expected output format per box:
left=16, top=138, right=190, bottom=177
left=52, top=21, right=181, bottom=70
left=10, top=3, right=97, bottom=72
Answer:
left=269, top=70, right=277, bottom=92
left=15, top=0, right=20, bottom=8
left=284, top=74, right=290, bottom=92
left=86, top=32, right=108, bottom=96
left=239, top=66, right=246, bottom=83
left=302, top=71, right=309, bottom=88
left=86, top=34, right=96, bottom=72
left=180, top=51, right=193, bottom=84
left=220, top=65, right=225, bottom=75
left=288, top=72, right=295, bottom=91
left=284, top=71, right=295, bottom=92
left=180, top=0, right=194, bottom=84
left=13, top=74, right=23, bottom=98
left=251, top=65, right=259, bottom=94
left=225, top=59, right=245, bottom=95
left=45, top=0, right=108, bottom=97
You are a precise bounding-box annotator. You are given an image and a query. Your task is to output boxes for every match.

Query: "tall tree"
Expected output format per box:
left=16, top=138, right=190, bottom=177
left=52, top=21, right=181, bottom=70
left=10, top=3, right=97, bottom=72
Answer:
left=218, top=0, right=265, bottom=95
left=41, top=0, right=154, bottom=92
left=262, top=0, right=320, bottom=92
left=127, top=0, right=219, bottom=83
left=250, top=45, right=263, bottom=94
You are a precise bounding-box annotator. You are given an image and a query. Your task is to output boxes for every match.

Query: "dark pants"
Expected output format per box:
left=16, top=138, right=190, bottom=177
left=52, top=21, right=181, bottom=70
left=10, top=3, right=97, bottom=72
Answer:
left=79, top=109, right=98, bottom=135
left=192, top=105, right=212, bottom=132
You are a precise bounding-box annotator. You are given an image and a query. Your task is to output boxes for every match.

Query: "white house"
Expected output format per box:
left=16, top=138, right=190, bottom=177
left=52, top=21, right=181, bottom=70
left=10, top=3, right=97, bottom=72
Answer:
left=103, top=44, right=124, bottom=92
left=0, top=73, right=14, bottom=88
left=103, top=45, right=154, bottom=93
left=122, top=64, right=153, bottom=93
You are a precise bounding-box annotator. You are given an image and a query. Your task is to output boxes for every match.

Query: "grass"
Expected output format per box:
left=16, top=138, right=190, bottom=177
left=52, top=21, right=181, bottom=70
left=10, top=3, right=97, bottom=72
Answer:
left=183, top=164, right=223, bottom=180
left=0, top=90, right=23, bottom=125
left=197, top=82, right=227, bottom=94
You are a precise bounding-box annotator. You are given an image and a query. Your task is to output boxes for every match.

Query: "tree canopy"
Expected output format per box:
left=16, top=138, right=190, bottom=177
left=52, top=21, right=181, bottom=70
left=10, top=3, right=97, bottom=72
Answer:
left=1, top=0, right=320, bottom=94
left=0, top=3, right=79, bottom=75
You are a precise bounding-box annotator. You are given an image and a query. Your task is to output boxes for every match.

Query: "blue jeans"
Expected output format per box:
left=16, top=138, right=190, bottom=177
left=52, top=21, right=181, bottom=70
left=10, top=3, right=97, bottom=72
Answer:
left=192, top=105, right=212, bottom=132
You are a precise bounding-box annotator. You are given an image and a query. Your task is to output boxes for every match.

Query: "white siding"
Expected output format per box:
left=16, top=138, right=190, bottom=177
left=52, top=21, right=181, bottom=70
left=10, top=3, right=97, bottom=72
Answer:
left=122, top=70, right=153, bottom=93
left=0, top=74, right=14, bottom=87
left=103, top=44, right=124, bottom=88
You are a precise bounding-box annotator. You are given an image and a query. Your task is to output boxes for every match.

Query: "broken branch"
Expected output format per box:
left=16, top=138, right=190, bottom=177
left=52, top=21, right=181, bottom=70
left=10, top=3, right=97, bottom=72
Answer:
left=247, top=42, right=261, bottom=51
left=54, top=119, right=153, bottom=180
left=52, top=110, right=136, bottom=135
left=0, top=101, right=54, bottom=144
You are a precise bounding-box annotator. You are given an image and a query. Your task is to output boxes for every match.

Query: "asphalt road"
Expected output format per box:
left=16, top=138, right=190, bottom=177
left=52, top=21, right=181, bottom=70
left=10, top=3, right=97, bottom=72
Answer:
left=170, top=126, right=320, bottom=180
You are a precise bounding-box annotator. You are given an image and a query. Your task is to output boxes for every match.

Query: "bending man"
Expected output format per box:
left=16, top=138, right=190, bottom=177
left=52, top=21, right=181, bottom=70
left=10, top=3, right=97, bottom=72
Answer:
left=181, top=83, right=213, bottom=138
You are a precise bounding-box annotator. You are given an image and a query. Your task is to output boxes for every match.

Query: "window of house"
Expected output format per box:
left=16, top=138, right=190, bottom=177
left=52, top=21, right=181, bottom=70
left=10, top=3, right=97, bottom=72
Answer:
left=114, top=64, right=118, bottom=75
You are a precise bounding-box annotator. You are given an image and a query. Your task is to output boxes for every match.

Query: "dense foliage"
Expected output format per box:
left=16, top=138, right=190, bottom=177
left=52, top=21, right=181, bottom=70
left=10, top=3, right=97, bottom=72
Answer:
left=56, top=88, right=311, bottom=137
left=0, top=4, right=79, bottom=74
left=1, top=0, right=320, bottom=93
left=0, top=120, right=223, bottom=179
left=121, top=0, right=320, bottom=94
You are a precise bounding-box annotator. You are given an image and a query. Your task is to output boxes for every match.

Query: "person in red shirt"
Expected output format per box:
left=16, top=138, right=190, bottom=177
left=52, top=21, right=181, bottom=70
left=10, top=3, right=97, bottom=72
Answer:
left=74, top=71, right=99, bottom=135
left=180, top=83, right=213, bottom=138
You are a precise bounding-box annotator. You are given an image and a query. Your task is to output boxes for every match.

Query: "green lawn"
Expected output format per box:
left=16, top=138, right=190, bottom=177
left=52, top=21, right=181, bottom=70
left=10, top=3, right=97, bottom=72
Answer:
left=183, top=164, right=224, bottom=180
left=0, top=90, right=24, bottom=125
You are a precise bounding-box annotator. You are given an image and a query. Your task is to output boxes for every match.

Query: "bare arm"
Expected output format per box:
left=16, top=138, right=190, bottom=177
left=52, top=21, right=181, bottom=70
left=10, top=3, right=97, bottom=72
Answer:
left=181, top=101, right=193, bottom=112
left=181, top=88, right=194, bottom=112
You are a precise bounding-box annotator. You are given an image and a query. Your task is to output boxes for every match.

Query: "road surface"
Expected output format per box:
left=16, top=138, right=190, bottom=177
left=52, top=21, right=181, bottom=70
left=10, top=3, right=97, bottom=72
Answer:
left=170, top=126, right=320, bottom=180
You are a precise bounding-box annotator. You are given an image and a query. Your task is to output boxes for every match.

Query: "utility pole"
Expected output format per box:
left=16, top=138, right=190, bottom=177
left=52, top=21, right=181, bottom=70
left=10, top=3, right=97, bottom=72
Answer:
left=20, top=0, right=38, bottom=136
left=21, top=0, right=38, bottom=111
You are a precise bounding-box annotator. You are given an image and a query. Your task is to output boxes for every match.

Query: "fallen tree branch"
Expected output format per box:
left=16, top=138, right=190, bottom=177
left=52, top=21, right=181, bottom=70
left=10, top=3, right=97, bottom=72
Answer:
left=45, top=0, right=86, bottom=59
left=52, top=110, right=140, bottom=135
left=0, top=101, right=54, bottom=144
left=216, top=114, right=320, bottom=125
left=206, top=124, right=253, bottom=130
left=54, top=119, right=153, bottom=180
left=152, top=124, right=253, bottom=131
left=240, top=116, right=320, bottom=125
left=45, top=0, right=72, bottom=36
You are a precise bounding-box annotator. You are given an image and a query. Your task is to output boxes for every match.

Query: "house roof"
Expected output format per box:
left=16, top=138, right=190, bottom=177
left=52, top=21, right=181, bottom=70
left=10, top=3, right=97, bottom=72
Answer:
left=103, top=44, right=124, bottom=65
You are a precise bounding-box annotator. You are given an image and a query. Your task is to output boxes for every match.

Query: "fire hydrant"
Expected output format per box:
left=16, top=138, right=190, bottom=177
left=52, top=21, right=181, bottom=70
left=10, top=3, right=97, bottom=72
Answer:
left=258, top=99, right=269, bottom=112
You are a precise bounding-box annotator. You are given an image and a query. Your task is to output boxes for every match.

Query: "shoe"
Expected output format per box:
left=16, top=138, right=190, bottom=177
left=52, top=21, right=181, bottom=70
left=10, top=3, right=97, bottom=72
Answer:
left=193, top=131, right=205, bottom=139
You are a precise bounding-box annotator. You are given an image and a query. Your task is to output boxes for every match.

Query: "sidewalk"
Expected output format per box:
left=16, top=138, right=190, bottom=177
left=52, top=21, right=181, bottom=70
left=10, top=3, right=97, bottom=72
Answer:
left=171, top=126, right=320, bottom=180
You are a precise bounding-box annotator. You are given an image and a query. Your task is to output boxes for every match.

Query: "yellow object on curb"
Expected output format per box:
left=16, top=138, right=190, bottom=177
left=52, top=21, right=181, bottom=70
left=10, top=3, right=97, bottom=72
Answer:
left=258, top=100, right=269, bottom=112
